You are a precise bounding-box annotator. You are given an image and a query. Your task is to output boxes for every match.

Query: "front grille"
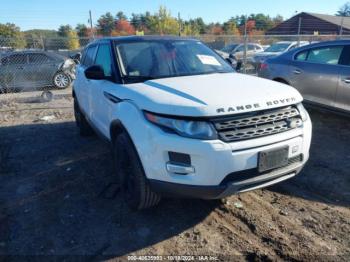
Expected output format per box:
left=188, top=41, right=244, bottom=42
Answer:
left=212, top=106, right=302, bottom=142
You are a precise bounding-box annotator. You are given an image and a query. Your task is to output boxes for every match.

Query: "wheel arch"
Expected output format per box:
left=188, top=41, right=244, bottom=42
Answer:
left=273, top=77, right=290, bottom=85
left=110, top=119, right=128, bottom=144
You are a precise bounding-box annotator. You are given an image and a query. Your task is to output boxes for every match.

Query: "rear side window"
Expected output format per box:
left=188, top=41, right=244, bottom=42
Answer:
left=247, top=44, right=255, bottom=51
left=295, top=51, right=307, bottom=61
left=28, top=54, right=52, bottom=64
left=295, top=46, right=344, bottom=65
left=95, top=44, right=112, bottom=77
left=82, top=46, right=97, bottom=67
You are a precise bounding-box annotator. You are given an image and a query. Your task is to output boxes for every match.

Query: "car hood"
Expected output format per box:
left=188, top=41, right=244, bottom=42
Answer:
left=117, top=73, right=303, bottom=117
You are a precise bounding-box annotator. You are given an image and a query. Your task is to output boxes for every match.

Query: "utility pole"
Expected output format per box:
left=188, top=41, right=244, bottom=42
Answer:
left=297, top=16, right=302, bottom=46
left=243, top=15, right=248, bottom=74
left=178, top=12, right=182, bottom=36
left=339, top=16, right=344, bottom=37
left=89, top=10, right=95, bottom=39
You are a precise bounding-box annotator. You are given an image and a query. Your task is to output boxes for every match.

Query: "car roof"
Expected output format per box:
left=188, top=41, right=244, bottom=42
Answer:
left=303, top=39, right=350, bottom=48
left=3, top=50, right=65, bottom=59
left=88, top=35, right=199, bottom=46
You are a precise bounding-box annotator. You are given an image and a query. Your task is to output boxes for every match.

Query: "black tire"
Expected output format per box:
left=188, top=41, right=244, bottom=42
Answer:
left=74, top=99, right=94, bottom=136
left=113, top=132, right=161, bottom=210
left=53, top=71, right=71, bottom=89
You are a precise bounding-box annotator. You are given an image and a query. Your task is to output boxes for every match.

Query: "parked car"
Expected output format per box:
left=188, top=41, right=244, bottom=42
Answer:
left=216, top=43, right=264, bottom=72
left=228, top=43, right=264, bottom=61
left=252, top=41, right=309, bottom=69
left=258, top=40, right=350, bottom=113
left=73, top=36, right=311, bottom=210
left=0, top=51, right=76, bottom=93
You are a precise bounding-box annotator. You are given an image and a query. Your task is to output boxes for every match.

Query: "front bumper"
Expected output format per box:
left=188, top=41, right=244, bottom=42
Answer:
left=150, top=160, right=305, bottom=199
left=133, top=113, right=312, bottom=199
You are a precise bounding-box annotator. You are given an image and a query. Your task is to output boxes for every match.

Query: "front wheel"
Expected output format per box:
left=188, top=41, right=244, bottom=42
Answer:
left=53, top=72, right=71, bottom=89
left=113, top=132, right=161, bottom=210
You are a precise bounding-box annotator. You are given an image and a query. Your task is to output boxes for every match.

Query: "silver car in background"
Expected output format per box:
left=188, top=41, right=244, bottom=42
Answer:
left=258, top=40, right=350, bottom=113
left=252, top=41, right=309, bottom=69
left=0, top=51, right=76, bottom=93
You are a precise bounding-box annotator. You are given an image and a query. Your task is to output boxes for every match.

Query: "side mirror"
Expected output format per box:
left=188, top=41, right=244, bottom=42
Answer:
left=85, top=65, right=105, bottom=80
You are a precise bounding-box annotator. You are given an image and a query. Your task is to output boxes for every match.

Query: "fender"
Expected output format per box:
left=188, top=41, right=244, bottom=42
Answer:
left=108, top=100, right=160, bottom=174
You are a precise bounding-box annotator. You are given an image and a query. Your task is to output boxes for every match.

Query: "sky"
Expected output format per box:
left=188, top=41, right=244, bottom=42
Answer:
left=0, top=0, right=347, bottom=31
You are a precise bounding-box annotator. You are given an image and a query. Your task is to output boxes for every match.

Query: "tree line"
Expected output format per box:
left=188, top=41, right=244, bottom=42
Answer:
left=1, top=3, right=350, bottom=50
left=0, top=6, right=284, bottom=50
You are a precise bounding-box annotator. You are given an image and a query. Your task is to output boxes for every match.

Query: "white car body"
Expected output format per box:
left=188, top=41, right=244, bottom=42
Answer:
left=73, top=37, right=312, bottom=200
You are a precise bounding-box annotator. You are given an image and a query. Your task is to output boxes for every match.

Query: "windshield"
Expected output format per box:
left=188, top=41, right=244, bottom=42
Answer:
left=221, top=44, right=238, bottom=53
left=264, top=43, right=291, bottom=53
left=115, top=40, right=233, bottom=83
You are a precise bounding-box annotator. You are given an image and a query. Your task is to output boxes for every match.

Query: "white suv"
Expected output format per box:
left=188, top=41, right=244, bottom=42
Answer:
left=73, top=36, right=312, bottom=210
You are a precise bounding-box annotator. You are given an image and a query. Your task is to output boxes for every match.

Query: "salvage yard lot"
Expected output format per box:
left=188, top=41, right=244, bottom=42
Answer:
left=0, top=89, right=349, bottom=260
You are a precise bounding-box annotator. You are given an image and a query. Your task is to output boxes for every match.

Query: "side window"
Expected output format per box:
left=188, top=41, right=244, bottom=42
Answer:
left=82, top=46, right=97, bottom=67
left=247, top=45, right=255, bottom=51
left=295, top=50, right=308, bottom=61
left=28, top=54, right=51, bottom=64
left=339, top=45, right=350, bottom=66
left=236, top=45, right=244, bottom=52
left=307, top=46, right=343, bottom=65
left=289, top=44, right=297, bottom=50
left=94, top=44, right=113, bottom=77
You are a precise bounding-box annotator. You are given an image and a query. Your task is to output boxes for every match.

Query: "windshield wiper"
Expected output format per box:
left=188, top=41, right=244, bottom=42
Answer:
left=122, top=75, right=157, bottom=83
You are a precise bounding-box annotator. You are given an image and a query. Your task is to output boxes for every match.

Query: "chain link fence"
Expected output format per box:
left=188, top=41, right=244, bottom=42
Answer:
left=0, top=34, right=349, bottom=124
left=0, top=36, right=91, bottom=125
left=199, top=34, right=350, bottom=74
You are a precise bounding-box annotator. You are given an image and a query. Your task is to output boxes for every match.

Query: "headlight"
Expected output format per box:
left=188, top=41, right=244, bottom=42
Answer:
left=297, top=103, right=309, bottom=121
left=144, top=112, right=217, bottom=140
left=62, top=59, right=75, bottom=69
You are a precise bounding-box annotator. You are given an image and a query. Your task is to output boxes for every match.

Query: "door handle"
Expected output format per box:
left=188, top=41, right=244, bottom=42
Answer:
left=342, top=78, right=350, bottom=84
left=293, top=69, right=302, bottom=75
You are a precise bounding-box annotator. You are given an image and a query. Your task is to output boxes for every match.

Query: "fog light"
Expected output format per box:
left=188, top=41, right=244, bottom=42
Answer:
left=166, top=162, right=195, bottom=175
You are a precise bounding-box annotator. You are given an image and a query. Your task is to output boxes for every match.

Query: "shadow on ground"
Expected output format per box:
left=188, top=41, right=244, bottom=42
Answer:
left=0, top=122, right=218, bottom=257
left=270, top=108, right=350, bottom=208
left=0, top=108, right=349, bottom=257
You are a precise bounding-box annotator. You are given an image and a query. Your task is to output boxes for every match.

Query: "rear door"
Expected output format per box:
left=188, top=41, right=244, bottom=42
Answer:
left=27, top=53, right=58, bottom=88
left=289, top=45, right=343, bottom=107
left=336, top=45, right=350, bottom=112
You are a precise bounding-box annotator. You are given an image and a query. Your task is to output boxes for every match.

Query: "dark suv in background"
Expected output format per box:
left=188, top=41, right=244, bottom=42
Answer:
left=0, top=51, right=76, bottom=93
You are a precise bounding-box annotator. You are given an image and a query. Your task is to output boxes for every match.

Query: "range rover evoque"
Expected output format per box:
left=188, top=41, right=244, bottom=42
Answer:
left=73, top=36, right=312, bottom=210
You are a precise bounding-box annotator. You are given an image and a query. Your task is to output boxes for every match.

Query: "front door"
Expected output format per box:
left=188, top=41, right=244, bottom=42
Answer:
left=89, top=43, right=115, bottom=138
left=290, top=45, right=344, bottom=107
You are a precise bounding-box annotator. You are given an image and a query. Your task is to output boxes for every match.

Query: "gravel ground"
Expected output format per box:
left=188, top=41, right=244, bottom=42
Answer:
left=0, top=89, right=349, bottom=261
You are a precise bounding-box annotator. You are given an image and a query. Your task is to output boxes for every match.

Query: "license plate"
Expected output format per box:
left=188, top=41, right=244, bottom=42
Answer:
left=258, top=146, right=289, bottom=173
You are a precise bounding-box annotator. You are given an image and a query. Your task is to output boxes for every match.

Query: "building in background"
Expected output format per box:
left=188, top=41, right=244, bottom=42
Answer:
left=266, top=12, right=350, bottom=35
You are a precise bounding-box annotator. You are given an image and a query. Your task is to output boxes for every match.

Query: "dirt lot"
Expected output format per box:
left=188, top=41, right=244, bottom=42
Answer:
left=0, top=89, right=349, bottom=261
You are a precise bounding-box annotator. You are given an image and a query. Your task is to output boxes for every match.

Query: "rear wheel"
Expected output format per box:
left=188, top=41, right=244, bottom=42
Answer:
left=113, top=132, right=161, bottom=210
left=74, top=99, right=94, bottom=136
